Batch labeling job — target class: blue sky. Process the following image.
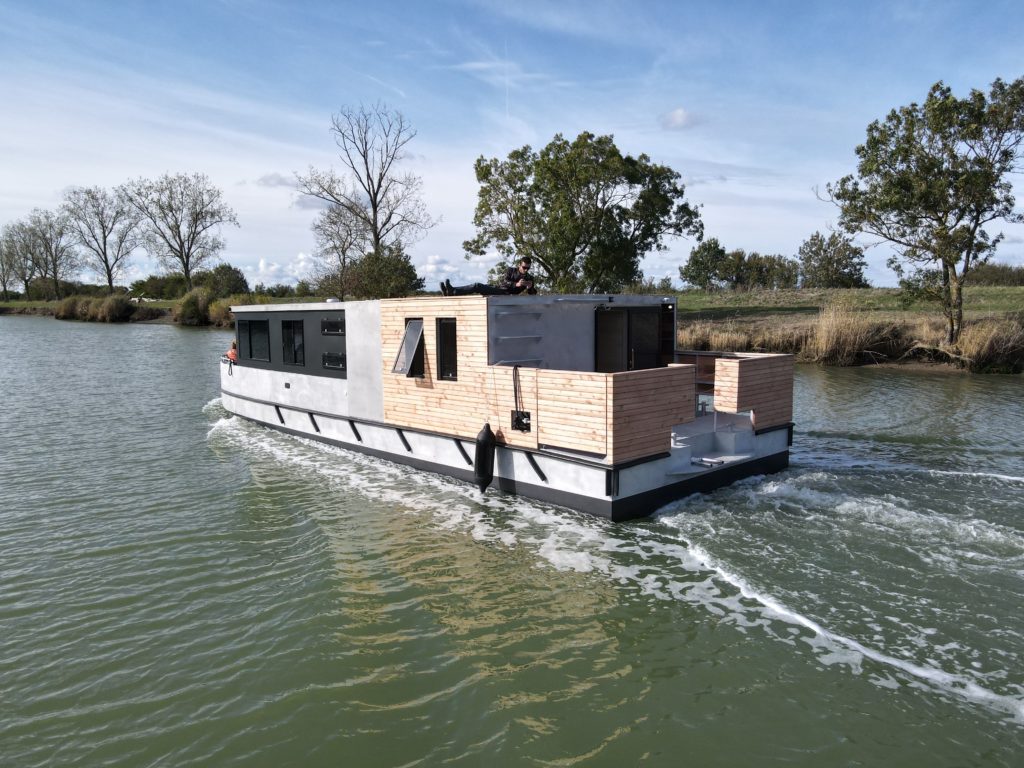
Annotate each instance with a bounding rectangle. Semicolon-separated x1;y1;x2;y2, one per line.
1;0;1022;289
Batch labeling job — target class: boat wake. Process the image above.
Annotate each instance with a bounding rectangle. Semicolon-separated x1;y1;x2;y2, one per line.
207;414;1024;725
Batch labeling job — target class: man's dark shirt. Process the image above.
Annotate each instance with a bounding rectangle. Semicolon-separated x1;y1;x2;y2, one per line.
502;266;533;294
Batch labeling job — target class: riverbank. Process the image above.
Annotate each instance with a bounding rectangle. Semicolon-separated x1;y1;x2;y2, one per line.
4;288;1022;373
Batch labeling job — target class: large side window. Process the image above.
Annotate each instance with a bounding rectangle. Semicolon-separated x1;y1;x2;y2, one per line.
282;320;305;366
237;319;270;361
436;318;457;380
392;318;425;377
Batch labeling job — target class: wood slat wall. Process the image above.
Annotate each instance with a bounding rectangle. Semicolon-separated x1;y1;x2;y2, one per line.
608;365;695;463
713;354;794;430
380;297;539;450
380;298;705;464
537;371;607;455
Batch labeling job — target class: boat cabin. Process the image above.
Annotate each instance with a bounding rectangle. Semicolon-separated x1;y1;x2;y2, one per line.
222;294;794;520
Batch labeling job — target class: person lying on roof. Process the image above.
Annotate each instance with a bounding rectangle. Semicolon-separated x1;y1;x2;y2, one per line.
441;256;538;296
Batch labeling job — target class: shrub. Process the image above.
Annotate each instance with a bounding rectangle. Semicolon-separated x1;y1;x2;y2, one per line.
174;288;212;326
76;297;103;321
55;296;80;320
130;305;165;322
98;295;134;322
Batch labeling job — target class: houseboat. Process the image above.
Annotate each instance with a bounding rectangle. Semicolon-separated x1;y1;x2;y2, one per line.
219;294;794;521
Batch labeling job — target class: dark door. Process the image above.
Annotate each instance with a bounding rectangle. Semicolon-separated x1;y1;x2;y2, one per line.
628;309;661;370
595;309;627;372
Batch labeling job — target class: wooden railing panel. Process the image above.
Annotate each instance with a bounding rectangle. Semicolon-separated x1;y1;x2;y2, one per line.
713;354;793;430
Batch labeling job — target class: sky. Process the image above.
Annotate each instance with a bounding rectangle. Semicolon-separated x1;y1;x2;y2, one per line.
1;0;1023;290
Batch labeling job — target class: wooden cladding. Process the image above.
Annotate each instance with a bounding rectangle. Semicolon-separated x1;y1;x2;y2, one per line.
380;297;741;465
609;365;696;463
381;297;539;451
713;354;794;430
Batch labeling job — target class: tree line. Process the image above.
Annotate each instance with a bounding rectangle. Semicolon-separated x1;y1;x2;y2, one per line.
0;174;237;301
4;76;1022;346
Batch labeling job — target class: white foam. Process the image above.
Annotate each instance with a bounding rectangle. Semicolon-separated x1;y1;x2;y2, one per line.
210;420;1024;724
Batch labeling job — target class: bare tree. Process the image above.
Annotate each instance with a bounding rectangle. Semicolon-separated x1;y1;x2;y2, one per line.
310;203;370;300
0;227;14;300
1;221;38;297
296;103;435;258
122;173;238;289
26;209;79;299
62;186;140;293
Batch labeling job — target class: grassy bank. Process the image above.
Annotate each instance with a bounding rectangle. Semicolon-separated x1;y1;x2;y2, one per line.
4;287;1022;372
676;293;1024;373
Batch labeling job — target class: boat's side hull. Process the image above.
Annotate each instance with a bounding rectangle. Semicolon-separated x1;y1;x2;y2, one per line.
220;384;790;522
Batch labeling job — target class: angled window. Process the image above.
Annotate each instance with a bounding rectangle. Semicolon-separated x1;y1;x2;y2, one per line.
237;318;270;361
282;320;305;366
321;316;345;335
436;317;457;381
392;318;425;377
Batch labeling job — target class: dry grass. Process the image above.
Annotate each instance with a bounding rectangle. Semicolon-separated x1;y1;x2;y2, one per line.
810;302;902;365
677;302;1024;372
956;316;1024;373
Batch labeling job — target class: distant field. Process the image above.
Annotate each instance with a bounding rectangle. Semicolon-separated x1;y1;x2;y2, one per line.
675;286;1024;320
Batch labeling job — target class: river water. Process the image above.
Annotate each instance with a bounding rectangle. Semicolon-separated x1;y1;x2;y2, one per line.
1;315;1022;767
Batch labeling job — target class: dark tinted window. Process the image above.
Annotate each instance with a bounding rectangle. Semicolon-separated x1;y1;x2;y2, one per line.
282;320;305;366
321;316;345;335
437;318;457;380
237;319;270;361
322;352;346;370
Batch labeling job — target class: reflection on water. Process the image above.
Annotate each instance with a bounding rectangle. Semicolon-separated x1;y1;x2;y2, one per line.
2;316;1023;767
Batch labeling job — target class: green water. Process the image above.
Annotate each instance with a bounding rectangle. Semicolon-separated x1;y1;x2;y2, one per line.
1;315;1022;766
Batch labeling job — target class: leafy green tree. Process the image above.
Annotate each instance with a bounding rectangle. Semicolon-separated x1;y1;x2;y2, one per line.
744;253;799;289
194;263;250;298
465;131;702;293
969;261;1024;286
827;77;1024;343
680;238;726;290
348;245;424;299
130;273;188;299
797;232;870;288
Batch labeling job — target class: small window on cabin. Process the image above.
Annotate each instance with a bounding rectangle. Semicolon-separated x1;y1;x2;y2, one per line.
282;320;305;366
237;320;251;359
322;352;346;370
321;316;345;335
392;318;425;377
238;319;270;361
436;318;457;380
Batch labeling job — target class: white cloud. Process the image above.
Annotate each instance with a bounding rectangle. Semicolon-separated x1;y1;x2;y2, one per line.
660;107;696;131
245;253;316;288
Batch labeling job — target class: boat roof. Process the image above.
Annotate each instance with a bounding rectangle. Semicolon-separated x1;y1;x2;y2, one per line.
230;294;676;313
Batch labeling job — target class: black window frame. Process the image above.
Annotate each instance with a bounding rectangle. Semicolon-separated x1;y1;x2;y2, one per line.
282;319;305;367
392;318;425;377
237;318;270;362
436;317;457;381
